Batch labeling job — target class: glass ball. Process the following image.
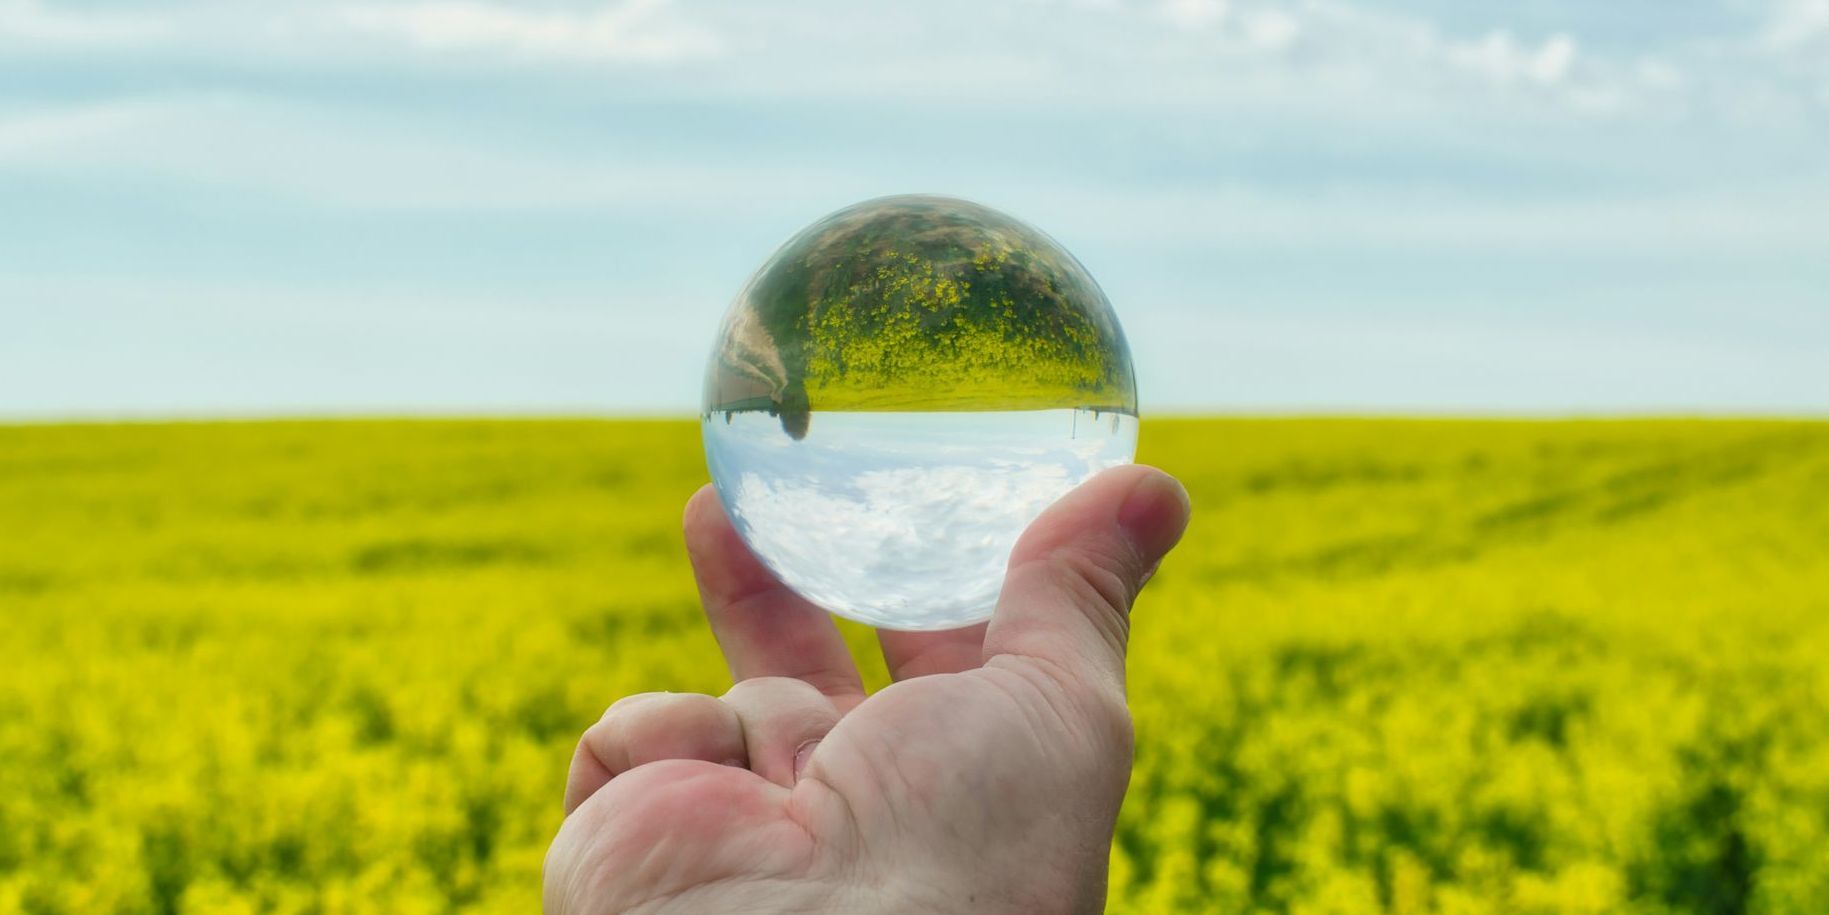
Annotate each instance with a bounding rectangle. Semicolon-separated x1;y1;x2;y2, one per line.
701;195;1138;631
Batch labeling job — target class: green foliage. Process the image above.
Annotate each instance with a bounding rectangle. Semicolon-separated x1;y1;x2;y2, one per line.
2;418;1827;913
797;241;1118;410
716;195;1136;415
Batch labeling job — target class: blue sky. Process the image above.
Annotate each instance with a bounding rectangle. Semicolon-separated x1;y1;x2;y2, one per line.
3;0;1826;417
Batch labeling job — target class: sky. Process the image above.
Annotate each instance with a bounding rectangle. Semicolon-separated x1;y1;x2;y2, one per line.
3;0;1826;418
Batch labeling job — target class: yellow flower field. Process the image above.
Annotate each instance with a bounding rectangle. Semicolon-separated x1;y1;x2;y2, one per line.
2;418;1826;913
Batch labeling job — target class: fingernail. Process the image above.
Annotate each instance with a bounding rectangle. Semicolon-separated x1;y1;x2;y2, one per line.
1119;473;1191;559
793;739;820;780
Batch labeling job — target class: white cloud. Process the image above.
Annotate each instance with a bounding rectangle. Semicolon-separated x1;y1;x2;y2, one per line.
1766;0;1829;48
1755;0;1829;109
1634;58;1685;91
3;0;1825;210
1154;0;1301;53
0;93;835;211
0;0;165;45
1126;2;1650;116
1159;0;1228;30
0;0;1809;120
0;99;191;156
1446;30;1577;87
1242;9;1299;51
334;0;718;63
706;411;1136;629
3;0;719;64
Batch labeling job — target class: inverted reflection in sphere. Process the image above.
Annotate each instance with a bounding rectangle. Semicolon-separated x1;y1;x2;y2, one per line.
702;195;1138;630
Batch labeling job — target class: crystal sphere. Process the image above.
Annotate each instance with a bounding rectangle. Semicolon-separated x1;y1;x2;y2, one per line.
701;195;1138;630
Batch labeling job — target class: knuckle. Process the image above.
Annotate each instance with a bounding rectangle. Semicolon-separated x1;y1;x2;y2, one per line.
1053;545;1140;615
592;692;725;745
599;691;668;720
723;677;839;734
724;674;821;703
1044;552;1135;652
660;693;735;732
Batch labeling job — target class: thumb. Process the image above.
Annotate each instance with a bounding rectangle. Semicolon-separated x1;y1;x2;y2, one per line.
983;464;1191;694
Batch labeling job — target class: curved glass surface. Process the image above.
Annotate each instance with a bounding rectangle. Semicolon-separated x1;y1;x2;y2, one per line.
702;195;1138;630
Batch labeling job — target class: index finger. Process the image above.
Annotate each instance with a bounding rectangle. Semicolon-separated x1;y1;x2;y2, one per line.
684;485;866;710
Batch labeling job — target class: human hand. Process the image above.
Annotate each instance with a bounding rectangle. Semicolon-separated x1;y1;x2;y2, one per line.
544;464;1192;914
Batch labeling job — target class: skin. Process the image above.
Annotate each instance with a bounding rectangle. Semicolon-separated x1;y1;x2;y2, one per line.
544;465;1192;914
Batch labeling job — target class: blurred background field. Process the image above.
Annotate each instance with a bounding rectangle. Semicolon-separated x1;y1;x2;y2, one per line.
2;417;1827;914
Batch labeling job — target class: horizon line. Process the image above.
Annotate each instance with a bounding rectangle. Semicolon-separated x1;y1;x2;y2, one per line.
4;407;1826;427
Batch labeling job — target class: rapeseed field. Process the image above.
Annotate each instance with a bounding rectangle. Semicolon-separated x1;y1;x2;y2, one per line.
2;418;1826;914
